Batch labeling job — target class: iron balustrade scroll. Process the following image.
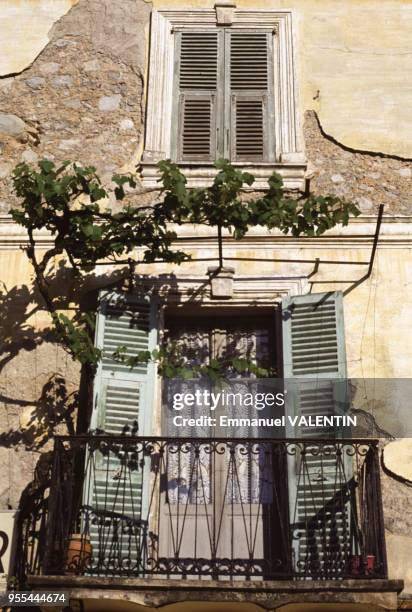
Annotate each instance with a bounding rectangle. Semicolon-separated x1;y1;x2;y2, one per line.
13;486;49;588
18;436;387;582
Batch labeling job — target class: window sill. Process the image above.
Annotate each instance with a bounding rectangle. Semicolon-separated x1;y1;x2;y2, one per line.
140;155;307;190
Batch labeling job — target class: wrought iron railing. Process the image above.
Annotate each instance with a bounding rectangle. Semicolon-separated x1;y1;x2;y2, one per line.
16;436;387;582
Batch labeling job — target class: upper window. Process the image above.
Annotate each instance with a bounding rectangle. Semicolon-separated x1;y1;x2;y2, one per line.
172;29;275;163
141;5;306;189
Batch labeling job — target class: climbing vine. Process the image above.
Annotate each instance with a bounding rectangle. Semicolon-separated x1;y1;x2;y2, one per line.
11;157;360;376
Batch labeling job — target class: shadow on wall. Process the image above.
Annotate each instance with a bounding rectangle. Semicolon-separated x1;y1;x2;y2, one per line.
0;373;77;448
0;260;186;450
0;259;131;451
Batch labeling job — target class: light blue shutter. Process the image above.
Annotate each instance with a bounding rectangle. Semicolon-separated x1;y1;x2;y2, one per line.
282;290;347;433
282;291;346;378
91;290;157;435
282;291;351;578
85;291;158;575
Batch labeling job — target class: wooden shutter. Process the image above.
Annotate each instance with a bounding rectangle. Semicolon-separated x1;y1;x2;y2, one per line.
282;292;347;438
91;291;157;434
173;30;221;162
228;30;274;162
282;291;346;380
282;292;351;578
172;28;275;163
85;291;157;574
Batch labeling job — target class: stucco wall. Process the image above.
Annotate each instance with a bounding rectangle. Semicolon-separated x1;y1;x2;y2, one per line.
153;0;412;159
1;226;412;570
1;230;412;589
0;0;78;76
0;0;151;214
1;0;412;158
0;0;411;596
1;0;411;214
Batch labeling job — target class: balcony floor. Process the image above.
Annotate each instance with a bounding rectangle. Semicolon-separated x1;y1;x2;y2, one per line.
28;576;404;612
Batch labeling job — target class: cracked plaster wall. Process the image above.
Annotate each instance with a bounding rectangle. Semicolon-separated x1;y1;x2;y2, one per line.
0;0;151;213
0;1;78;76
155;0;412;159
0;0;152;510
0;0;411;213
304;111;411;215
1;0;412;593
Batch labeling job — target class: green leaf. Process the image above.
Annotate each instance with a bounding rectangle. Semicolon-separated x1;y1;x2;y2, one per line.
10;155;361;369
38;160;55;173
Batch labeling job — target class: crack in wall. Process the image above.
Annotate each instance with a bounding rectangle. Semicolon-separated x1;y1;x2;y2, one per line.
312;110;412;162
311;45;412;56
350;407;396;439
381;439;412;488
0;1;79;79
382;453;412;488
347;407;412;488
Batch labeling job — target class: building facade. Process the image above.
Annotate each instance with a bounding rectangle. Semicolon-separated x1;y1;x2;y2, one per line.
1;0;412;610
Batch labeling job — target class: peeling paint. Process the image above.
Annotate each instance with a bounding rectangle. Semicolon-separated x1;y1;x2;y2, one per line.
155;0;412;158
383;440;412;484
0;0;78;77
312;112;412;162
2;0;412;156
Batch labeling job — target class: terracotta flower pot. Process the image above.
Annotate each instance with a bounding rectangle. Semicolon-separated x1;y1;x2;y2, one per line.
65;534;92;574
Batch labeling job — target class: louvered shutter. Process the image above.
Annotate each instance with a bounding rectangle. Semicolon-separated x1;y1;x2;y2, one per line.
282;292;351;579
92;291;157;434
228;30;275;162
172;28;276;163
85;291;157;575
173;30;221;162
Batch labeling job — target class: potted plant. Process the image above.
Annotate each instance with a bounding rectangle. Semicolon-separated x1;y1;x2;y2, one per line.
65;533;92;575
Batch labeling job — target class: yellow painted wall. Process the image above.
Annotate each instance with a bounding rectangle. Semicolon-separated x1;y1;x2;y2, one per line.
1;0;411;154
2;229;412;377
1;226;411;589
159;0;412;158
0;0;78;76
1;0;412;596
2;222;411;424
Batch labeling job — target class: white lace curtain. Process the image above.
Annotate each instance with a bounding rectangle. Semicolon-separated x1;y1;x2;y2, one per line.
164;317;273;504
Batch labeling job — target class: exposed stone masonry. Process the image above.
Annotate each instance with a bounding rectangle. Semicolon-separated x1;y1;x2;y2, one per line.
0;1;411;215
0;0;151;213
304;110;412;215
0;5;411;593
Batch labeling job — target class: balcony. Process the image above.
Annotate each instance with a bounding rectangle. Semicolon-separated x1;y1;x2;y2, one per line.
15;435;389;586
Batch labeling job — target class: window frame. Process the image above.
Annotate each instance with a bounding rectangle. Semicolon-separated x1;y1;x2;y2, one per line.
141;7;306;189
